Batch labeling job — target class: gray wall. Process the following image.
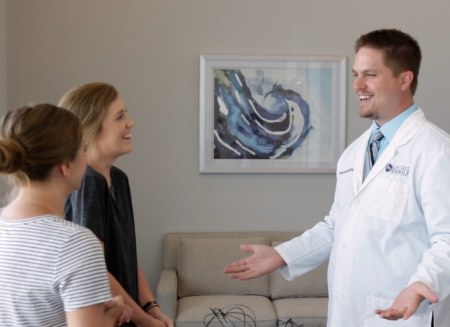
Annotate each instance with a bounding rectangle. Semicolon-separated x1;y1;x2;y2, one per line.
0;0;5;112
3;0;450;287
1;0;10;206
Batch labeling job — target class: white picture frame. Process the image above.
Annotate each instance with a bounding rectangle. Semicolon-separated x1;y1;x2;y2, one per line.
200;54;346;173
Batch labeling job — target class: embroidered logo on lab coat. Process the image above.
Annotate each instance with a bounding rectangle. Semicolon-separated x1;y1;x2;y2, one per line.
385;163;409;176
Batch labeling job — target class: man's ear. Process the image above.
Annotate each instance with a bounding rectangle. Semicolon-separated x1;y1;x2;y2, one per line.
400;71;414;91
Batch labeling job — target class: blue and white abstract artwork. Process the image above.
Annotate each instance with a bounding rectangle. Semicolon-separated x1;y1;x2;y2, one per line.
200;55;346;173
214;68;313;159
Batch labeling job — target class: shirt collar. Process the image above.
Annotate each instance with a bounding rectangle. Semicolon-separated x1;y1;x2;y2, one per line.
371;104;418;143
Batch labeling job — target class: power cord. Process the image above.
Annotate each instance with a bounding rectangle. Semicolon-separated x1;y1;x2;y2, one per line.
203;304;257;327
203;304;303;327
277;318;304;327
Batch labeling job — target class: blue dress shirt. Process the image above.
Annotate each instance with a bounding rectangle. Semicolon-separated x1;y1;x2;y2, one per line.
369;104;418;160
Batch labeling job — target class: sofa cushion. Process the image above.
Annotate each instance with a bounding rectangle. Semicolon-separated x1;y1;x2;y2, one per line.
176;295;276;327
273;297;328;327
270;241;328;300
178;237;270;297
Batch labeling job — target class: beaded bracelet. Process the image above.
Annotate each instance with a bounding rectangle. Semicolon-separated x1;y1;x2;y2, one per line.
142;300;160;313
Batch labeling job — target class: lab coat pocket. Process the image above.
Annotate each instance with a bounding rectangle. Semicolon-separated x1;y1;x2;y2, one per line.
366;178;408;224
364;295;394;326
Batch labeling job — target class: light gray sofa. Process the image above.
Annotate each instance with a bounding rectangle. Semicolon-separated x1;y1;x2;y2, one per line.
156;232;328;327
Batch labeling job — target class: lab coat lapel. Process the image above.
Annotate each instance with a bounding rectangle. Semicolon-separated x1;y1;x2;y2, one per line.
390;108;426;147
353;129;371;193
363;146;395;184
355;108;426;193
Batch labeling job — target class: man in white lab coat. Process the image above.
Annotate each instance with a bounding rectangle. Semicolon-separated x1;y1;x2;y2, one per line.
224;29;450;327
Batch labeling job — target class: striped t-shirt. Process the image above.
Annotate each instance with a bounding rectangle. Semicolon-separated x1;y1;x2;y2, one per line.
0;214;112;326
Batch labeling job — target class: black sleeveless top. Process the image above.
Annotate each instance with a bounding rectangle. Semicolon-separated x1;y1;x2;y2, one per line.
65;166;138;326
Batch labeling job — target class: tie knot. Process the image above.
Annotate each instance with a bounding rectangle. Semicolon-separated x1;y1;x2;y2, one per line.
372;130;383;142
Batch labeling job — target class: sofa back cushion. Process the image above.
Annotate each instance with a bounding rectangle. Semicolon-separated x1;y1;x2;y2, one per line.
177;237;270;298
270;241;328;300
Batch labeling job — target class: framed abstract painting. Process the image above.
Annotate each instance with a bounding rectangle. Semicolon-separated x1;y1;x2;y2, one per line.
199;55;346;173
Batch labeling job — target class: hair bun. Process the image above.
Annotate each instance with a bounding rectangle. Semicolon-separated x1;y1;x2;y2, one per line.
0;138;27;174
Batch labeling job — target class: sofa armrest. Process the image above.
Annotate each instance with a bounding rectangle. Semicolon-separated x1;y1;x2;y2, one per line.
156;268;178;321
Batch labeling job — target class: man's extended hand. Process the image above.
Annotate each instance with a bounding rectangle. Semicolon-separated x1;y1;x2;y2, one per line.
224;244;285;280
375;281;438;320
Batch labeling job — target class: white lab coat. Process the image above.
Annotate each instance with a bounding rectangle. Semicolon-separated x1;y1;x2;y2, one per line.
276;109;450;327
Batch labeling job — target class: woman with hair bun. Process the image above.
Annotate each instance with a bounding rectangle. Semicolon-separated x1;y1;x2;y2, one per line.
0;104;130;327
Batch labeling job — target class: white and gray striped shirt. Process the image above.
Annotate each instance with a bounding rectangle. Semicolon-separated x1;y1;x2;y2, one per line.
0;214;112;326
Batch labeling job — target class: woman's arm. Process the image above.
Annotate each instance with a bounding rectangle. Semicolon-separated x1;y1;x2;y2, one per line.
137;267;174;327
109;271;165;327
66;300;125;327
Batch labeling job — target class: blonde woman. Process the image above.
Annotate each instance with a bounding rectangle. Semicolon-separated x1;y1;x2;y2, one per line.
0;104;129;326
60;83;173;327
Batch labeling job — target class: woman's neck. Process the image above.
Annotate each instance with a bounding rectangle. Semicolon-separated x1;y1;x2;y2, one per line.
2;184;65;219
86;148;116;186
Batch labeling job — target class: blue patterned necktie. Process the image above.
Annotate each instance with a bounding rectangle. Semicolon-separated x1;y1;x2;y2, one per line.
364;129;384;178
